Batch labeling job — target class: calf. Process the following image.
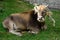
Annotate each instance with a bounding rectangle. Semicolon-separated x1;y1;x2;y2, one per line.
2;10;44;36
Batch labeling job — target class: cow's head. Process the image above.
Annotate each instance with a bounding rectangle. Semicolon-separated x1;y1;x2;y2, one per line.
34;4;48;22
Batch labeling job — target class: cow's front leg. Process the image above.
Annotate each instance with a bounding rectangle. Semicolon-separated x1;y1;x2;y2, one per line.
41;25;47;30
28;27;39;34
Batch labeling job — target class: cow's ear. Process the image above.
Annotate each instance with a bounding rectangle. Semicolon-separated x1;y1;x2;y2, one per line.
33;3;39;14
34;6;39;14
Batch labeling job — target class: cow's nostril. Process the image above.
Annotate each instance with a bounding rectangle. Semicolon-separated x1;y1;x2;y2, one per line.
39;18;42;20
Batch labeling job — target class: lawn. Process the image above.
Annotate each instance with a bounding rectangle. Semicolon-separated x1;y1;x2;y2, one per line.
0;0;60;40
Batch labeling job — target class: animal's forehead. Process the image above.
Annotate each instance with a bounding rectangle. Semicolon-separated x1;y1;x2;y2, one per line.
38;5;47;11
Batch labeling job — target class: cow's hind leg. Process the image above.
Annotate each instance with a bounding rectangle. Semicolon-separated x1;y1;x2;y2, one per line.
41;25;47;30
3;19;22;36
9;30;22;36
9;20;22;36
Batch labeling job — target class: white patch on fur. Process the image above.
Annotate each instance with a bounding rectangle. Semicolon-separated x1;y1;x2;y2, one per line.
37;15;42;20
37;12;45;22
31;31;38;34
34;5;43;22
34;6;39;13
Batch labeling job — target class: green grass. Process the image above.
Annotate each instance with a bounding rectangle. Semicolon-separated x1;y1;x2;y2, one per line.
0;1;60;40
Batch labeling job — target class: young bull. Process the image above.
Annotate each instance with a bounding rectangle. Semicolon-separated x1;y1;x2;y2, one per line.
2;10;43;36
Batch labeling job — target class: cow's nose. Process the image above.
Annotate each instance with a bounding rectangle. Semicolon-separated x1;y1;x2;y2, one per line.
39;18;42;20
39;17;43;20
